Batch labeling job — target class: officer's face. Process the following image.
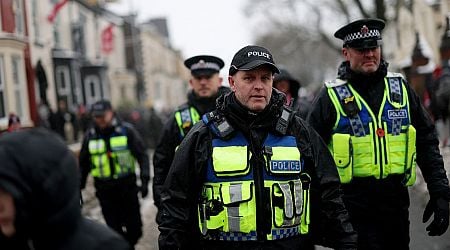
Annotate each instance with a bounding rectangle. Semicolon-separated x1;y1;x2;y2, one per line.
343;46;381;74
0;189;15;237
93;110;114;129
274;80;290;94
189;73;222;98
229;65;273;112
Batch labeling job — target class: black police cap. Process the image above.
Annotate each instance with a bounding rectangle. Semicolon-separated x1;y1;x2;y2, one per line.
334;18;385;49
91;99;112;116
229;45;280;75
184;55;224;77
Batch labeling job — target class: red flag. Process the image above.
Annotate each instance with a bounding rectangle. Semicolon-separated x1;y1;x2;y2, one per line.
47;0;69;23
101;24;114;54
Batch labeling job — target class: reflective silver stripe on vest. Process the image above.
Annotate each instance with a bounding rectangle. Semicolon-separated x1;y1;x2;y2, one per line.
335;85;366;137
228;183;242;232
293;180;303;215
389;78;402;136
279;183;294;220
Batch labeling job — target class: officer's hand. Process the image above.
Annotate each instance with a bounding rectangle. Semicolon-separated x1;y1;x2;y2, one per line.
140;183;149;198
422;197;449;236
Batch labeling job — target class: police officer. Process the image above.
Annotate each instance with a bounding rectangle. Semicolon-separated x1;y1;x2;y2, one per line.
79;100;150;249
158;45;357;250
273;68;311;119
153;55;229;223
308;18;450;249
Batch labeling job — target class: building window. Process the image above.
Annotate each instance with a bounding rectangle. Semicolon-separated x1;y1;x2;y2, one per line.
12;56;23;116
14;0;24;35
55;66;71;105
32;0;40;42
0;56;5;119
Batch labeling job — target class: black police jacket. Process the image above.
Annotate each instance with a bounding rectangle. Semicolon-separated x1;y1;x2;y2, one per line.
308;61;450;208
0;129;130;250
79;117;150;189
153;87;230;209
158;90;357;250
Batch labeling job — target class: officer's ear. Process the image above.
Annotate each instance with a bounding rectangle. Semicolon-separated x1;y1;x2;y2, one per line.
342;47;350;60
228;75;237;92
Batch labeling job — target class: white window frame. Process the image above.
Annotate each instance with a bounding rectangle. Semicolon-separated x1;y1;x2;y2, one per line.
55;65;72;105
0;56;6;119
11;56;24;117
84;75;101;106
13;0;25;36
31;0;41;43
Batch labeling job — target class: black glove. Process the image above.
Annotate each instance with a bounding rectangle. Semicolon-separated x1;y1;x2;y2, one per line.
422;197;449;236
140;182;149;198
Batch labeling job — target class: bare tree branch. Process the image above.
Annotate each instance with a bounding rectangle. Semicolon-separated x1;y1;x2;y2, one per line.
353;0;371;18
375;0;387;21
337;0;351;22
310;5;342;54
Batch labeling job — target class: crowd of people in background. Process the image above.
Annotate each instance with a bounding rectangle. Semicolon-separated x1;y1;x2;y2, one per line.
1;99;166;149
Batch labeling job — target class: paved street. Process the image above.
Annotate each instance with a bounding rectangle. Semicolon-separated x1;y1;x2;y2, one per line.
82;149;450;250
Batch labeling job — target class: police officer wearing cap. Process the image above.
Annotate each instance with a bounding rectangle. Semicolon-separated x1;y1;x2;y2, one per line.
158;45;357;250
79;99;150;249
308;18;450;249
153;55;230;224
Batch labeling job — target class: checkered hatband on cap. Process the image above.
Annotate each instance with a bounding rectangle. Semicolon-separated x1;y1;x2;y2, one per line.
344;29;381;43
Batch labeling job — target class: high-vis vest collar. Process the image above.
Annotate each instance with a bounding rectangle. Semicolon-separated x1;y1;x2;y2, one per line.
174;106;201;138
198;130;311;241
326;75;416;185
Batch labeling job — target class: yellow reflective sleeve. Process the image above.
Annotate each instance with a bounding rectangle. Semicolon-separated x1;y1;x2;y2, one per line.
404;126;417;186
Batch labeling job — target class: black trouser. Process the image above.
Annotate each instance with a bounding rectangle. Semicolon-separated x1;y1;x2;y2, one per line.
95;175;143;247
342;176;410;250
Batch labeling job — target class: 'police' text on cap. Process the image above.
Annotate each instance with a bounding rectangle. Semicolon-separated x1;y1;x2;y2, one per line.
184;55;224;77
229;45;280;75
334;18;385;49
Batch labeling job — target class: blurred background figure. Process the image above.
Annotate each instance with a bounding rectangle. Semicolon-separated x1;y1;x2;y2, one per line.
79;100;149;249
50;99;79;143
77;104;92;136
0;129;130;250
7;113;21;133
273;68;312;119
433;17;450;146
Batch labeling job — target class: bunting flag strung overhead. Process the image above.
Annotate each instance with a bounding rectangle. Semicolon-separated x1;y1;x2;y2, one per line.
47;0;69;23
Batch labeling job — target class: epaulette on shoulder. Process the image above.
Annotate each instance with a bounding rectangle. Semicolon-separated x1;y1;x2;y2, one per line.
175;103;190;112
386;72;406;80
325;79;347;88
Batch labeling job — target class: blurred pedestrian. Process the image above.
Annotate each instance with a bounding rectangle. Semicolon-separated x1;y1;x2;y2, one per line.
273;68;311;119
50;99;78;143
0;128;130;250
79;100;150;249
7;113;21;132
153;55;229;224
308;18;450;249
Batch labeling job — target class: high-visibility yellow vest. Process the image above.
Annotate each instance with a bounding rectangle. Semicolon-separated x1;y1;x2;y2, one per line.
198;131;311;241
326;73;416;185
174;106;201;138
88;129;136;179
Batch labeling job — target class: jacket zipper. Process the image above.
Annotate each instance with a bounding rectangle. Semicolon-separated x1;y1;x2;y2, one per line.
249;130;267;241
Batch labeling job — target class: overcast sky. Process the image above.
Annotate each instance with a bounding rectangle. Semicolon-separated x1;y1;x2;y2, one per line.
106;0;253;71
